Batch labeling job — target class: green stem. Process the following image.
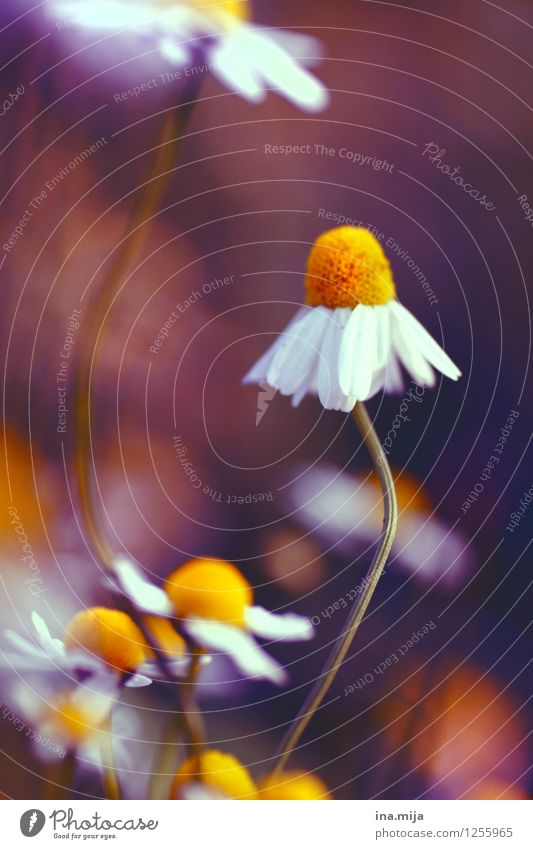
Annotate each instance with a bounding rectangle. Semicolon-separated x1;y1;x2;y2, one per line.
272;401;398;774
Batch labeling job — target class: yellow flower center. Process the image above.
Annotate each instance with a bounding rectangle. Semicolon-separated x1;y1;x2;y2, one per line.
188;0;249;23
45;697;100;745
171;750;257;799
258;770;331;800
165;559;253;627
305;226;396;309
64;607;148;674
144;616;186;659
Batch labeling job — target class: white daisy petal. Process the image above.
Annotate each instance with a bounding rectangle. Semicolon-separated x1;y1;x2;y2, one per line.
392;311;436;387
183;618;287;685
391;301;462;380
339;305;377;399
242;30;329;112
4;630;46;659
243;308;308;385
317;309;350;410
113;557;173;616
124;673;153;688
159;38;190;66
210;38;265;104
31;612;66;658
267;308;317;387
245;606;314;641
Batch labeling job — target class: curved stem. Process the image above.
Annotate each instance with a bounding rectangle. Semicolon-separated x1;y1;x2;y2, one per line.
272;401;398;774
74;82;202;571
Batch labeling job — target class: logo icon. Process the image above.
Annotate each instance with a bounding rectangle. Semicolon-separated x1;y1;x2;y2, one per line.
256;381;277;425
20;810;46;837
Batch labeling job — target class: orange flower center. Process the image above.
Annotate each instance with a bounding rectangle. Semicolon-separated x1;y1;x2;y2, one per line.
165;558;253;627
64;607;148;673
305;226;396;309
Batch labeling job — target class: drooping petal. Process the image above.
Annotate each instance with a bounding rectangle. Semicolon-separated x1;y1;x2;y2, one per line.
391;310;436;387
267;308;318;388
210;37;266;104
317;309;350;410
273;308;329;396
339;305;377;399
124;673;153;688
243;308;308;385
183;618;287;685
31;612;66;658
3;630;46;659
390;301;462;380
240;29;329;112
245;606;314;641
112;557;173;616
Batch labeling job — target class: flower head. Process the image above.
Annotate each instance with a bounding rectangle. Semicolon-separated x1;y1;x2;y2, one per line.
64;607;149;674
244;226;461;412
48;0;328;111
113;556;314;685
258;769;331;800
171;749;257;799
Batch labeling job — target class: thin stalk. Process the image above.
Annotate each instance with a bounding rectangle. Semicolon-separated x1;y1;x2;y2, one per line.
100;720;121;800
74;81;201;571
272;401;398;774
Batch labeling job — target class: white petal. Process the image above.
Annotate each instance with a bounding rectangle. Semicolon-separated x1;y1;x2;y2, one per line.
124;673;153;688
112;557;173;616
390;301;461;380
3;630;45;659
339;305;377;399
31;612;65;659
183;619;287;685
159;38;190;66
243;308;308;385
267;308;317;387
317;309;350;410
272;308;328;395
391;310;436;387
210;37;265;103
241;29;329;112
245;606;314;641
374;304;392;372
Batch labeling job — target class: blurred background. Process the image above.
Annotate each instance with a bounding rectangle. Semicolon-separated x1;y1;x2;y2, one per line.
0;0;531;799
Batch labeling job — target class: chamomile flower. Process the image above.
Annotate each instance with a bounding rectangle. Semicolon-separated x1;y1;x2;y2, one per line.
2;607;187;689
258;769;331;800
8;674;117;762
171;749;257;799
48;0;328;111
244;226;461;412
113;556;314;685
288;463;473;590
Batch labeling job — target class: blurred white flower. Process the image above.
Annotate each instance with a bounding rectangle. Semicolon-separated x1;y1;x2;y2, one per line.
244;227;460;412
49;0;329;110
113;556;314;685
288;463;474;590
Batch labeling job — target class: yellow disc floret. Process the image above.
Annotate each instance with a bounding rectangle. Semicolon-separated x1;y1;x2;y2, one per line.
190;0;249;23
44;696;99;745
171;750;257;799
144;616;186;659
305;226;396;309
64;607;148;673
258;770;331;800
165;558;253;627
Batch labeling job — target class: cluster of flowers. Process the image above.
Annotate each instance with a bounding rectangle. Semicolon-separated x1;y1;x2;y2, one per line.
2;557;330;798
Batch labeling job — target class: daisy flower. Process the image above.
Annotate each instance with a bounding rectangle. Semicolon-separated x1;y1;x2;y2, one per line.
48;0;329;111
8;674;117;762
288;463;473;590
113;555;314;685
2;607;188;689
243;226;461;412
170;749;257;799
